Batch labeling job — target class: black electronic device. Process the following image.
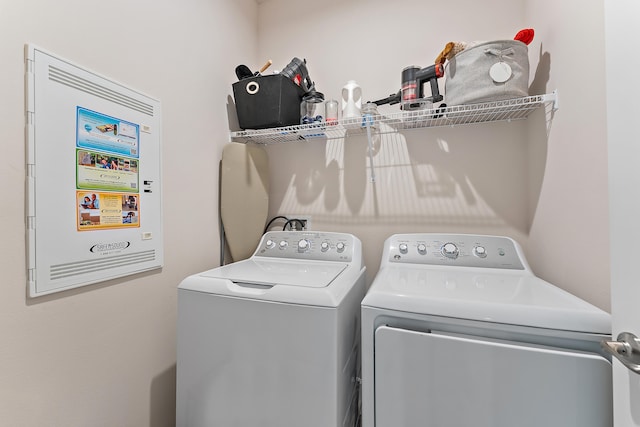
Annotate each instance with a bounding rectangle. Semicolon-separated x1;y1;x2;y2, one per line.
374;63;444;110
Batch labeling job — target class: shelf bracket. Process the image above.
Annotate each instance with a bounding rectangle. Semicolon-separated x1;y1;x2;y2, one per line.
542;90;559;112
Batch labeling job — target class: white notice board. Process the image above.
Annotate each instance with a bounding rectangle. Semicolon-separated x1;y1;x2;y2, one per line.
25;45;163;297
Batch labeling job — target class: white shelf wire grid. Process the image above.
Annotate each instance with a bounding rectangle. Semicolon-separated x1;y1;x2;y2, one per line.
229;92;558;144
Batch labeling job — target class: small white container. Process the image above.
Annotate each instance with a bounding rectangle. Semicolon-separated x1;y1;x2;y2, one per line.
325;99;339;124
341;80;362;120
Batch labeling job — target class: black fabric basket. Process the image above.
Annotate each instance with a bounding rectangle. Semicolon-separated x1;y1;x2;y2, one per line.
233;74;305;130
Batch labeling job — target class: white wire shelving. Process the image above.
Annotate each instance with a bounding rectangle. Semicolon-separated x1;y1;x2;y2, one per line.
228;92;558;144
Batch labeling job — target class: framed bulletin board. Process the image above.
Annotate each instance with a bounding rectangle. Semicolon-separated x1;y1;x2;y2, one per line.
25;45;163;297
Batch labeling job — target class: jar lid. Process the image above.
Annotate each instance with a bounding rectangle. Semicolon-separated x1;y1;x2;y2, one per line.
302;91;325;102
362;102;378;114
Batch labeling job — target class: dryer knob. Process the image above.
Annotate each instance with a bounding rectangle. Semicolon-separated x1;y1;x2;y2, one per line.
265;239;276;249
441;243;459;259
279;240;288;250
320;241;330;252
399;243;409;254
417;244;427;255
336;242;346;253
298;239;310;252
473;245;487;258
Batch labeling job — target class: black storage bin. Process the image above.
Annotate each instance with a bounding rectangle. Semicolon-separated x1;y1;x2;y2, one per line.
232;74;305;130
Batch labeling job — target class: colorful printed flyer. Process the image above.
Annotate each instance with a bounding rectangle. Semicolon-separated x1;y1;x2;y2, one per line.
77;191;140;231
76;107;140;157
76;149;139;192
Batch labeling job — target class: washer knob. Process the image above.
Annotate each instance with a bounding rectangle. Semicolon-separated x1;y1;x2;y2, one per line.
417;244;427;255
298;239;310;252
336;242;346;253
265;239;275;249
441;243;459;259
399;243;408;254
279;240;288;250
320;241;330;252
473;245;487;258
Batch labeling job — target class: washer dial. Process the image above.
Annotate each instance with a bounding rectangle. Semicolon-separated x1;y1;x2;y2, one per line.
441;242;459;259
297;239;310;252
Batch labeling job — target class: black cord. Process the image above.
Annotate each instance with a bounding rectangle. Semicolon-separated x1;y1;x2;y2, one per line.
283;218;306;231
263;215;289;234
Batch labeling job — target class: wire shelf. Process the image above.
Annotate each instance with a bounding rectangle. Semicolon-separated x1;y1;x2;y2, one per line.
229;92;558;144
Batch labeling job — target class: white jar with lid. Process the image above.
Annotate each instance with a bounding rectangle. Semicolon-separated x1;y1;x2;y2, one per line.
341;80;362;120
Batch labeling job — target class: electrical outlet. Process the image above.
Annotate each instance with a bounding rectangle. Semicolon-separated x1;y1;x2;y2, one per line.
287;215;311;231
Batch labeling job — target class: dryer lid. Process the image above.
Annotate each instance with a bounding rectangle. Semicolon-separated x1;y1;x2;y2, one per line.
200;258;348;288
362;265;611;334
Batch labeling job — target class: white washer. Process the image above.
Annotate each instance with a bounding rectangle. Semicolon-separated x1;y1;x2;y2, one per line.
361;233;612;427
177;231;366;427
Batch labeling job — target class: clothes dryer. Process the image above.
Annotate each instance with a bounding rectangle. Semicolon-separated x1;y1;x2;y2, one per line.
177;231;366;427
361;233;612;427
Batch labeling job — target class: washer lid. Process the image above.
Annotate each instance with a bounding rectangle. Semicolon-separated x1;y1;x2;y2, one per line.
362;266;611;334
200;258;348;288
179;257;360;307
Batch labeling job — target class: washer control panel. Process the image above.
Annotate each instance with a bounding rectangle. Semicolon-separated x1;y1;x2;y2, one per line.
255;231;355;262
386;234;525;270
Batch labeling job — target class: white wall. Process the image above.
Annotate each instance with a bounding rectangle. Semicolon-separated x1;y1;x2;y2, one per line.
257;0;611;310
0;1;257;425
524;0;610;309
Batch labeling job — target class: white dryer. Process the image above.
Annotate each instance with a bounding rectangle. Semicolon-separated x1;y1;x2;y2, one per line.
361;233;612;427
177;231;366;427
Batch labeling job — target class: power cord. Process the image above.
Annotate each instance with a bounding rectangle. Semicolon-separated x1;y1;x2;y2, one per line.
263;215;289;234
263;215;308;233
283;218;306;231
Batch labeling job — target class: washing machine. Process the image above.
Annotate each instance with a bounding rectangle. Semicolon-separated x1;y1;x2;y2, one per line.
177;231;366;427
361;233;612;427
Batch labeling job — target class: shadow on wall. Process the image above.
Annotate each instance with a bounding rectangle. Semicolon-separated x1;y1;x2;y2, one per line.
243;51;553;234
150;364;176;427
227;95;240;132
266;108;550;235
529;45;551;99
404;125;531;232
526;46;552;227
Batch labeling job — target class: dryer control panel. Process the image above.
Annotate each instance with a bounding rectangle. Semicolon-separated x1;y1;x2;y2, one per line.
385;234;526;270
254;231;359;263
